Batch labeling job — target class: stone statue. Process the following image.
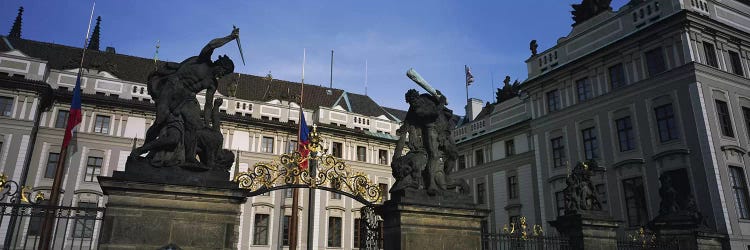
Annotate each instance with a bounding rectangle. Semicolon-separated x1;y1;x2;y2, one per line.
391;69;467;196
530;40;538;56
563;160;605;214
571;0;612;26
495;76;521;103
132;28;238;171
653;173;704;225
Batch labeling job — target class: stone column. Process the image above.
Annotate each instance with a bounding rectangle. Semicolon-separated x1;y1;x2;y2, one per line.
549;211;620;250
377;190;489;250
97;157;247;250
649;216;727;250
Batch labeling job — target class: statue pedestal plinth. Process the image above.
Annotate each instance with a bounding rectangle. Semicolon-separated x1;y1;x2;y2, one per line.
377;190;489;250
648;214;726;250
97;158;246;250
549;211;620;250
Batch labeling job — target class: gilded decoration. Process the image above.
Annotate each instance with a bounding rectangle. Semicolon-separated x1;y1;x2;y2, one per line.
233;125;382;204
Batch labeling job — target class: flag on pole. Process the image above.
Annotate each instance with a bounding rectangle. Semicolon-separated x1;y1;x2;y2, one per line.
62;72;83;153
298;112;311;169
465;65;475;86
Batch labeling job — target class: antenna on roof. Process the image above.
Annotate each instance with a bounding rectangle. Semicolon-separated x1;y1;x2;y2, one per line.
327;49;334;95
365;59;368;96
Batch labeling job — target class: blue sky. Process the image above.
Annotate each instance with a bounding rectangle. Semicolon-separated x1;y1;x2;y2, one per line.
1;0;628;114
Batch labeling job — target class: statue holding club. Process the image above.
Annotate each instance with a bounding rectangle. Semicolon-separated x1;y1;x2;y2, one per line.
390;68;467;196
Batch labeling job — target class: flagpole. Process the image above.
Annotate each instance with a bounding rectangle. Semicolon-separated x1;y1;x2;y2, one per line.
290;48;306;250
465;65;469;109
39;2;96;249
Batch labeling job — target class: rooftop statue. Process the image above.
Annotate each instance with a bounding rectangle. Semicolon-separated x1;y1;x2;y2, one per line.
571;0;612;26
390;69;468;197
131;28;238;172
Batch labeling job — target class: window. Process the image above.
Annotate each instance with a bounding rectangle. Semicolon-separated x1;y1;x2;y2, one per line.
354;218;362;248
282;215;291;246
581;127;598;160
730;166;750;219
458;155;466;170
645;47;666;76
703;42;719;68
28;200;49;236
729;51;744;76
616;116;636;151
327;217;342;247
331;179;341;199
623;177;649;227
54;110;69;128
44;153;60;178
596;184;608;211
84;157;102;182
0;96;13;117
505;139;515;156
609;63;626;89
332;142;343;158
716;100;735;137
576;77;592;102
73;202;97;238
379;149;388;165
551;137;566;168
475;149;484;165
379;183;389;202
547;89;561;112
357;146;367;162
285;188;293;198
555;191;565;216
477;183;486;204
261;136;274;153
508;176;518;200
253;214;269;245
655;104;679;142
93;115;110;134
287;140;297;153
744;107;750;141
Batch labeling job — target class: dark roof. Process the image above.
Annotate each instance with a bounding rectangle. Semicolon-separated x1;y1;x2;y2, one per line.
382;107;407;121
1;36;396;120
473;102;494;121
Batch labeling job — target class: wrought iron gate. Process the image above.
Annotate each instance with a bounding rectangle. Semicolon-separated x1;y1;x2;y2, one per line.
233;124;384;250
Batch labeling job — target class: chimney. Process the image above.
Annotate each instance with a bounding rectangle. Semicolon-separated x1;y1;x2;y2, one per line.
105;47;116;54
465;98;484;121
87;16;101;50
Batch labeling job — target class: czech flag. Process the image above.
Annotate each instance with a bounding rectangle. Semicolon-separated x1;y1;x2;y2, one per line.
62;72;83;152
298;112;311;170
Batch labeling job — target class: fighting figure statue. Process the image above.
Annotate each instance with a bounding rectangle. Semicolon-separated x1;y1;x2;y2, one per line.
132;28;238;171
563;160;605;214
390;68;467;196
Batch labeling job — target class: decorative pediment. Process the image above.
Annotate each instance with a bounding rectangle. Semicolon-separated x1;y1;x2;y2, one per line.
332;105;346;111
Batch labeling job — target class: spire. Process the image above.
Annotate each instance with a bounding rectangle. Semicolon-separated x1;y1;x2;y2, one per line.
8;7;23;39
87;16;102;50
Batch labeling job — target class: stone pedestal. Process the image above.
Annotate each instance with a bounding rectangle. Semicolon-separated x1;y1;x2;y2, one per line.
97;158;246;250
649;214;727;250
549;211;620;250
377;189;489;250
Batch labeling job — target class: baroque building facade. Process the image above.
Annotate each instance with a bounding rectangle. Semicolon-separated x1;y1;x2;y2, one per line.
0;34;402;249
452;0;750;248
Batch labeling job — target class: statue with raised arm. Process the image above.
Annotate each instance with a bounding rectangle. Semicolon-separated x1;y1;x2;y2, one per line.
135;27;238;171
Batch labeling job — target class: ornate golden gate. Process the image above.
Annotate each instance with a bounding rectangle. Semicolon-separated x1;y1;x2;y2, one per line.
233;125;383;250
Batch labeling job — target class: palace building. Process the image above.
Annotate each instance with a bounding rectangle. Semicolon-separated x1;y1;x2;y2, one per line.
0;13;404;248
452;0;750;248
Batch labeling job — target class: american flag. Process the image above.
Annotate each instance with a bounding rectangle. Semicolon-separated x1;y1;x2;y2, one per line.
465;65;475;86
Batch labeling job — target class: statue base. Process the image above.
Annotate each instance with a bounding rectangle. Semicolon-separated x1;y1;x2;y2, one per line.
115;156;233;188
648;213;727;250
97;173;246;249
376;193;489;250
549;211;620;250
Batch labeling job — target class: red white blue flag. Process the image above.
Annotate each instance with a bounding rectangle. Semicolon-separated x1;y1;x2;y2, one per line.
465;65;475;86
62;72;83;152
298;111;311;169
